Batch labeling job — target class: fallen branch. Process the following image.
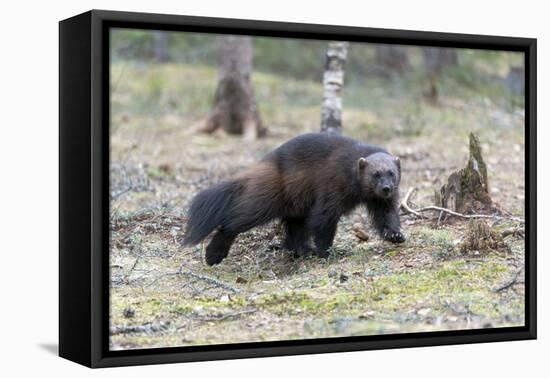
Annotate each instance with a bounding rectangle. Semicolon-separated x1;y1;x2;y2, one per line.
183;308;257;322
178;266;240;293
501;227;525;239
143;267;240;294
410;205;523;222
110;186;133;202
110;321;170;335
400;187;525;223
492;268;524;293
123;256;141;284
399;187;425;218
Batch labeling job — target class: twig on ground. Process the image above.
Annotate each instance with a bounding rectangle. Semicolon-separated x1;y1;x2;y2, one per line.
501;227;525;239
178;266;240;293
140;265;239;295
410;205;523;222
492;268;525;293
110;321;170;335
183;308;257;322
123;256;141;284
144;272;179;288
110;187;133;202
400;187;525;223
436;209;445;227
399;187;425;218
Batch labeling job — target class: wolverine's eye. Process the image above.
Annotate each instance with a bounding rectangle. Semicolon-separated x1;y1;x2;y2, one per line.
374;171;381;179
388;170;394;177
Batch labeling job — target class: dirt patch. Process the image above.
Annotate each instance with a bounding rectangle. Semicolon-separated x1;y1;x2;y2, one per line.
109;63;525;351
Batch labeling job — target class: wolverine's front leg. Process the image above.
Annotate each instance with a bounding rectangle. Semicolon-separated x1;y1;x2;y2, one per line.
367;200;405;244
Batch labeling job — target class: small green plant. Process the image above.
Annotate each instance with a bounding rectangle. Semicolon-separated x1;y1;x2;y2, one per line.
414;228;457;260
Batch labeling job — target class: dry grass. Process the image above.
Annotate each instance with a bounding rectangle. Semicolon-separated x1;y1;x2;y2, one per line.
109;63;525;351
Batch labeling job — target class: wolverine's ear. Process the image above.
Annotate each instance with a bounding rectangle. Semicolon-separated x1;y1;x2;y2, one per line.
357;157;367;171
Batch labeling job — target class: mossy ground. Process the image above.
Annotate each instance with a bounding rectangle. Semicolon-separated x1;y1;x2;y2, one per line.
109;62;525;351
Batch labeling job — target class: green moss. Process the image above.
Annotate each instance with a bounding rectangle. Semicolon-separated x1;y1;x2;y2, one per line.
109;59;525;349
412;227;457;260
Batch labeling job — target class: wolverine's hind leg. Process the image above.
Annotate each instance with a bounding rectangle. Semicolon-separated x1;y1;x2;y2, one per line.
306;205;340;258
310;219;338;258
205;208;272;265
282;217;312;256
205;229;236;265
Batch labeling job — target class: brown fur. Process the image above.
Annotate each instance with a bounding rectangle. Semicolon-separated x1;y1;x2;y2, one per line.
184;133;405;265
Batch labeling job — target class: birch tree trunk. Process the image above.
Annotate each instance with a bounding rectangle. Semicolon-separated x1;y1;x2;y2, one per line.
203;35;265;139
321;41;349;134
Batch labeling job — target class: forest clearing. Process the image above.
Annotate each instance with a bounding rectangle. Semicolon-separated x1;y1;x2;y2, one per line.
108;36;525;350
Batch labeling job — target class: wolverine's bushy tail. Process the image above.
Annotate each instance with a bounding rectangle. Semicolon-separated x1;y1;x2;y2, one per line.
183;180;242;245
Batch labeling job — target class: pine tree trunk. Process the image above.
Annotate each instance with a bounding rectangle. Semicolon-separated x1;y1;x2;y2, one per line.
423;47;458;75
321;42;349;134
203;35;265;139
153;31;169;62
375;45;409;74
422;47;458;104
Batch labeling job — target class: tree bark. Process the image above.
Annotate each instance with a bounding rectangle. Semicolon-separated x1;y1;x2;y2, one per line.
203;35;265;139
504;65;525;96
422;47;458;76
321;42;349;134
152;31;169;63
435;133;493;214
375;45;409;74
422;47;458;104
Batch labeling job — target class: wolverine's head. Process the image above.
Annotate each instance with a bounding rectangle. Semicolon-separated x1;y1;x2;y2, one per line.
357;152;401;200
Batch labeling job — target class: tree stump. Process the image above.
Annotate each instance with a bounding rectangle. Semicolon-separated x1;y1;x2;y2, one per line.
435;133;493;214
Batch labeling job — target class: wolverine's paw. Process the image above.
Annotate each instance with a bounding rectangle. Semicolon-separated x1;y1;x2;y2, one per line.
267;241;282;251
299;245;315;257
314;248;330;259
383;229;406;244
290;246;315;258
285;243;315;258
205;251;226;266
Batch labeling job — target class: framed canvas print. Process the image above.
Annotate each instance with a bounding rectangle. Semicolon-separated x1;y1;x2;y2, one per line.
59;10;536;368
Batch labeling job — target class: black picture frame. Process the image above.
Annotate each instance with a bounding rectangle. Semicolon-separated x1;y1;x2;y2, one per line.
59;9;537;368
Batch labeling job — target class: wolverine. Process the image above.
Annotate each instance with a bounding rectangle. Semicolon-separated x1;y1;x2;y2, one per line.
183;133;405;265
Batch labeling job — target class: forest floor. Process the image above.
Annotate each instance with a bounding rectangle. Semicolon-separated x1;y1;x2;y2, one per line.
109;63;526;350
